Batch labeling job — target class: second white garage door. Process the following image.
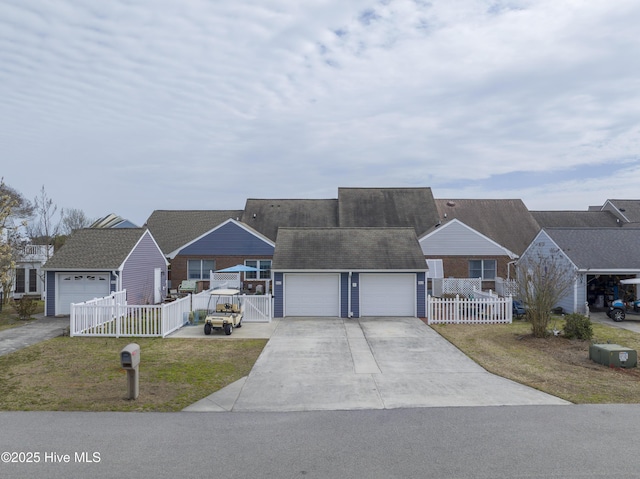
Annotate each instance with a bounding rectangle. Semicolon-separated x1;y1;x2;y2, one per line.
284;273;340;317
360;273;416;316
56;273;111;315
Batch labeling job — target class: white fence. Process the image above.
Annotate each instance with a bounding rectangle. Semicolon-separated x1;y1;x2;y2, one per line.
427;294;512;324
495;277;518;298
209;272;241;290
71;289;272;338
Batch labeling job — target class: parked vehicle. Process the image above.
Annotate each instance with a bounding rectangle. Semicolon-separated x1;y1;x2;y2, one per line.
607;299;640;322
203;289;243;335
512;299;527;319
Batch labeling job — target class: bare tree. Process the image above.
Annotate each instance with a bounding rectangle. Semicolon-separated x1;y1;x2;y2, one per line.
26;185;62;260
0;179;32;304
515;248;576;338
61;208;93;235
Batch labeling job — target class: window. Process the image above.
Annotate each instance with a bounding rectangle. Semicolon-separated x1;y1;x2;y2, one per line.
187;260;215;280
469;260;496;280
15;268;25;293
29;269;38;292
245;260;271;280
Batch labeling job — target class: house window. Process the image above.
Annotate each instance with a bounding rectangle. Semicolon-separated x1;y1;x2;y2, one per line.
245;260;271;280
187;260;215;280
15;268;25;293
29;269;38;292
469;260;496;280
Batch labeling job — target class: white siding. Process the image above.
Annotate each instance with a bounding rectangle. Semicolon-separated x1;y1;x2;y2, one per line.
420;221;508;256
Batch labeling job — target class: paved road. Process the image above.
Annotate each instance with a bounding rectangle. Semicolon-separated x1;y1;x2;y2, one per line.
2;405;640;479
0;315;69;357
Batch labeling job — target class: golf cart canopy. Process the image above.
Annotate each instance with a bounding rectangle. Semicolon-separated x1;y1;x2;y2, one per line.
209;288;241;296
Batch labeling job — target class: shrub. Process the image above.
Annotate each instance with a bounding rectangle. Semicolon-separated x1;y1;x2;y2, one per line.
11;297;38;320
563;313;593;340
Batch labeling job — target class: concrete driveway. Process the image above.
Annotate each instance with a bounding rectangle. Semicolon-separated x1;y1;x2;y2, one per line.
184;317;569;412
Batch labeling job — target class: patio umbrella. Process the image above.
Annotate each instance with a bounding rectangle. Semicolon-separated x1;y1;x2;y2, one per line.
215;264;259;273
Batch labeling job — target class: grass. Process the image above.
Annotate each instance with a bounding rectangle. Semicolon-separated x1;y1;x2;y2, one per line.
432;316;640;404
0;336;266;411
0;300;44;332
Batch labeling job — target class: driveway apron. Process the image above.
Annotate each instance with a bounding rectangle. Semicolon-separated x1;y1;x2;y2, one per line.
184;317;569;412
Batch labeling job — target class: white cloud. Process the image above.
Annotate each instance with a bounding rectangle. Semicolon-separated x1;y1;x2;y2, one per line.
0;0;639;224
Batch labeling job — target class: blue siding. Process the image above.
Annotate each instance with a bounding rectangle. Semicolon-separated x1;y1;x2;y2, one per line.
417;271;426;317
274;272;284;317
45;271;56;316
122;231;168;305
180;222;274;256
351;272;360;318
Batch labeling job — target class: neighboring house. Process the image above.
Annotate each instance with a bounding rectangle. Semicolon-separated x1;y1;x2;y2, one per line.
13;244;53;300
43;228;168;316
420;199;540;288
591;199;640;226
145;210;274;291
531;210;621;228
272;227;428;318
90;213;139;228
519;228;640;314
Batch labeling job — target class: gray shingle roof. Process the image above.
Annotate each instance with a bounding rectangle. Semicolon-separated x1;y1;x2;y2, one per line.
602;200;640;224
144;210;243;254
433;199;540;256
338;187;439;237
43;228;148;270
272;228;427;270
242;199;338;241
531;210;621;228
544;228;640;270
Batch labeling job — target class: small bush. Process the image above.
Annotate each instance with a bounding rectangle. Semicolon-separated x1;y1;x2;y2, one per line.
11;297;38;320
563;313;593;340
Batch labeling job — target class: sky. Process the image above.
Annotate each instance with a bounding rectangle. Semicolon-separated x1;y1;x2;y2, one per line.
1;0;640;227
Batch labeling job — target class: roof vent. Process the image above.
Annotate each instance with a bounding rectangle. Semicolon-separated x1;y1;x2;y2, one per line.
446;201;456;207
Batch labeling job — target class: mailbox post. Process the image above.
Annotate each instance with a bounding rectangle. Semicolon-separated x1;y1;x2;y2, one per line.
120;343;140;399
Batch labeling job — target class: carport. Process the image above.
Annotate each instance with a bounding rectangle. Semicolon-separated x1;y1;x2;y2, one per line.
272;227;427;318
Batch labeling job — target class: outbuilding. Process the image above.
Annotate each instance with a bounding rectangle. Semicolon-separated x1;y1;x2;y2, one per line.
43;228;168;316
272;227;428;318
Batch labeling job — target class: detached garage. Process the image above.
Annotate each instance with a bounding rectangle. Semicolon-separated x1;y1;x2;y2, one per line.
43;228;168;316
272;227;427;318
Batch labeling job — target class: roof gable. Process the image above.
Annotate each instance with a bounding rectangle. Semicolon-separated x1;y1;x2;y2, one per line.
601;200;640;224
173;219;274;258
145;209;243;254
420;219;517;258
242;198;338;241
43;228;149;270
338;187;439;237
273;227;427;271
431;199;539;256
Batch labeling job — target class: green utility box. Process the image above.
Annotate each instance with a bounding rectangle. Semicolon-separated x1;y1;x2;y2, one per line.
589;344;637;369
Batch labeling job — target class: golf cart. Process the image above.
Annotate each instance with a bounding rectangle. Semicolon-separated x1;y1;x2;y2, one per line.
203;289;243;335
606;278;640;322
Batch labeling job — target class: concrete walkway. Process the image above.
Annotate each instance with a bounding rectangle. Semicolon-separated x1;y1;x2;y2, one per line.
184;317;570;412
0;314;69;357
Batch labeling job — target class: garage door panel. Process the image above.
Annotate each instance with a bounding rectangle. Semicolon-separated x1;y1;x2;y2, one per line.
57;273;110;315
360;274;415;317
285;274;340;317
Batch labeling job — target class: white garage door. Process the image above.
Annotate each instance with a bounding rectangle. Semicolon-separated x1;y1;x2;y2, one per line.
360;273;416;317
57;273;110;315
285;274;340;317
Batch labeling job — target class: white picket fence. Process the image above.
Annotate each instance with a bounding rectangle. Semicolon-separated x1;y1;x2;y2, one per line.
427;294;512;324
70;289;272;338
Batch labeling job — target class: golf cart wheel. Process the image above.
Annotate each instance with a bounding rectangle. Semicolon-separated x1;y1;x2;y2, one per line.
204;323;212;335
224;323;233;335
612;309;625;322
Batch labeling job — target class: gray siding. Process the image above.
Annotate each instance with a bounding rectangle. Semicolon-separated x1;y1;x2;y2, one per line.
122;231;168;305
421;221;508;256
